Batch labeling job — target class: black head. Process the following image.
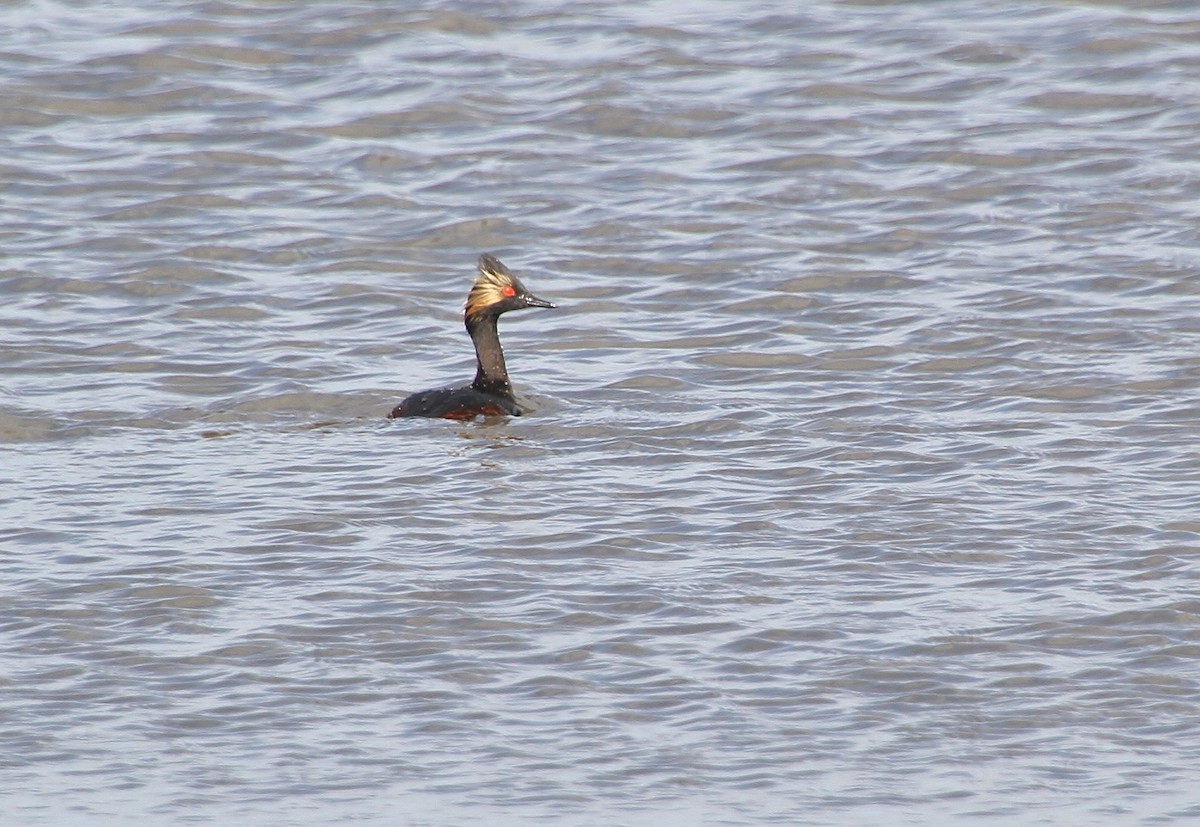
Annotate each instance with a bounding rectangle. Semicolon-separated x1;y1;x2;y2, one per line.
464;253;556;321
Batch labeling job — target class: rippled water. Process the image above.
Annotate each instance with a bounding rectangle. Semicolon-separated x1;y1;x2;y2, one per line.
4;1;1200;825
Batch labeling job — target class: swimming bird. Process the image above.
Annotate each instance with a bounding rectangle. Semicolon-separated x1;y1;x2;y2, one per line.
388;254;556;420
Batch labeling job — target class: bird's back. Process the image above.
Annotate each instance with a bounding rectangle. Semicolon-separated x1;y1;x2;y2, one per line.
388;386;522;420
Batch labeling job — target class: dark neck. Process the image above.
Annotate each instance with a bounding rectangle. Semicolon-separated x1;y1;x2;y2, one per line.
466;313;513;399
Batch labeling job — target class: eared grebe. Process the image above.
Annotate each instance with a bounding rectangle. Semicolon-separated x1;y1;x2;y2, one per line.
388;254;556;420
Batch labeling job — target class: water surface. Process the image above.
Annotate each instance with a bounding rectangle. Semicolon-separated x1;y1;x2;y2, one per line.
3;1;1200;825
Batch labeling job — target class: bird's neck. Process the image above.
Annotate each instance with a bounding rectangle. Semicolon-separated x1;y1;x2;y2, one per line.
466;314;513;398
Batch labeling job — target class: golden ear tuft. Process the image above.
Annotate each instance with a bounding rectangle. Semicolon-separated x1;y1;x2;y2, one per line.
465;254;516;319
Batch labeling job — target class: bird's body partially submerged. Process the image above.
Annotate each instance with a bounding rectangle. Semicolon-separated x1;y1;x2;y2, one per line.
388;254;555;420
389;386;520;420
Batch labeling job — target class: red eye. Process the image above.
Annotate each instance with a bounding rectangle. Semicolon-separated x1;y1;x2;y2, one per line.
502;285;516;297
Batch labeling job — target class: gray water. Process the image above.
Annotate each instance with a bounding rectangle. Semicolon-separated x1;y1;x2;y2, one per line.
4;1;1200;825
